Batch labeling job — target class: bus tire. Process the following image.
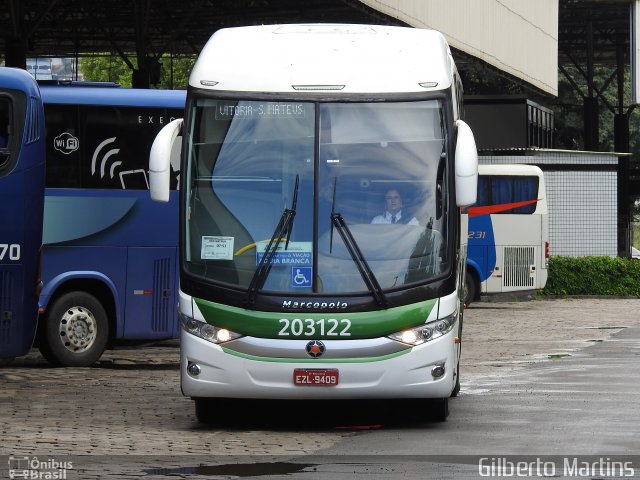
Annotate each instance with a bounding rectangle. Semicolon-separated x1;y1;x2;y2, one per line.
431;398;449;422
451;363;461;397
195;398;219;425
0;358;15;367
39;292;109;367
464;270;477;306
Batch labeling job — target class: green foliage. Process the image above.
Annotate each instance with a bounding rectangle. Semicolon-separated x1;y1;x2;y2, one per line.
554;64;640;153
542;256;640;297
458;63;526;96
79;54;195;89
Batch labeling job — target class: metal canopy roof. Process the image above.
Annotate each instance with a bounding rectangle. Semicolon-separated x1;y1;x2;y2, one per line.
0;0;401;59
559;0;631;67
1;1;634;90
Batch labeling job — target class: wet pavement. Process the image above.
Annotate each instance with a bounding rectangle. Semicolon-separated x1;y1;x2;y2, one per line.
1;298;639;479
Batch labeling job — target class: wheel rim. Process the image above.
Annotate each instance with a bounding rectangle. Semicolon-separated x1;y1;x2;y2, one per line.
58;306;98;353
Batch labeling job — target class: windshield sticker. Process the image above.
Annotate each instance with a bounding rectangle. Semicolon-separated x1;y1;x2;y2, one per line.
201;236;234;260
291;267;312;288
256;241;312;266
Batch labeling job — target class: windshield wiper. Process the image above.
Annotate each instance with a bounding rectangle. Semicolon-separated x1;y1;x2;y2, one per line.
331;213;387;308
246;175;299;305
329;178;387;308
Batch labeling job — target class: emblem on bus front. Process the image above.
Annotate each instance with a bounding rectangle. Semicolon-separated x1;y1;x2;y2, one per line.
305;340;325;358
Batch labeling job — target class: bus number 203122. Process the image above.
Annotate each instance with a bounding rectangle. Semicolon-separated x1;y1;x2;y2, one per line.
0;244;21;261
279;318;351;337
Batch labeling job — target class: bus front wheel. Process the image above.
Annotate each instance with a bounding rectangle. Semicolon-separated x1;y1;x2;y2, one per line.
39;292;109;367
195;398;221;425
451;362;461;397
430;398;449;422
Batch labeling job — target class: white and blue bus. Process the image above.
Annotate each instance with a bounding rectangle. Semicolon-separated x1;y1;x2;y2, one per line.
0;68;46;364
465;164;549;304
36;84;185;367
150;24;478;422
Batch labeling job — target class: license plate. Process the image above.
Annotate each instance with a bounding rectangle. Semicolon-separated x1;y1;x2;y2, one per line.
293;368;339;386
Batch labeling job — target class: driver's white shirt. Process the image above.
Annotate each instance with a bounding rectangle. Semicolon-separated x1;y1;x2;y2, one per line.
371;210;419;225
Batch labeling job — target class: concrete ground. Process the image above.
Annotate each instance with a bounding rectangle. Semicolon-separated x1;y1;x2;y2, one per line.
1;298;639;478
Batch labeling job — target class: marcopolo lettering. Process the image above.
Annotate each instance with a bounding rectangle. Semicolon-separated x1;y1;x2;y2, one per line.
282;300;348;310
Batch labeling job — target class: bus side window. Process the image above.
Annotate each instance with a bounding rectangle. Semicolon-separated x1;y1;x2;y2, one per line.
0;98;11;150
476;175;490;207
44;104;82;188
0;98;10;154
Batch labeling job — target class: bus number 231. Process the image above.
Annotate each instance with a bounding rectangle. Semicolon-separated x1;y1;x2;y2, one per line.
279;318;351;337
468;231;486;240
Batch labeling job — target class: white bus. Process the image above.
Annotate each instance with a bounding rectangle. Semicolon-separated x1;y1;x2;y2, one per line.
465;164;549;304
150;24;478;422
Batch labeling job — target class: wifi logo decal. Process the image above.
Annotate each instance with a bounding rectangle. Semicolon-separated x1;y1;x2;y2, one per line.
91;137;121;179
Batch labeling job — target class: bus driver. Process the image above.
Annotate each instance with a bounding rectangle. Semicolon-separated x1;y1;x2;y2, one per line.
371;188;419;225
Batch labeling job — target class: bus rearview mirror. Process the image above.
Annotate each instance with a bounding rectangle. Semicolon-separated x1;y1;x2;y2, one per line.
150;118;183;202
454;120;478;207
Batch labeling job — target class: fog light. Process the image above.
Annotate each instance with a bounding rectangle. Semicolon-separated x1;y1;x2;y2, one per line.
187;361;201;377
431;363;445;379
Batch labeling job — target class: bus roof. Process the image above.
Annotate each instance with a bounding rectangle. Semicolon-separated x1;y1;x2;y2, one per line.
39;85;186;108
0;67;41;97
190;24;455;94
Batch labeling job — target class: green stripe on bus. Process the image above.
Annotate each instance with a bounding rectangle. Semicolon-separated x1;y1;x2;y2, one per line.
194;297;438;339
220;347;411;363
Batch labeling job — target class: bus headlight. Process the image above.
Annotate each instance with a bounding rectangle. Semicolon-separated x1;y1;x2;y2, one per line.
180;313;242;344
388;312;457;346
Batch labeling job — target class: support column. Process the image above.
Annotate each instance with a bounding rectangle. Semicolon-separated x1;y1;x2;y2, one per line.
615;41;631;257
4;36;27;69
132;0;150;88
584;21;600;151
4;0;27;69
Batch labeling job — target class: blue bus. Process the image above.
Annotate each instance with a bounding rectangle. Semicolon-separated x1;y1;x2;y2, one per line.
0;68;46;364
36;85;185;366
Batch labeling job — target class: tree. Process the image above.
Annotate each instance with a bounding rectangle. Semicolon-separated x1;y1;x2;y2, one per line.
79;54;195;89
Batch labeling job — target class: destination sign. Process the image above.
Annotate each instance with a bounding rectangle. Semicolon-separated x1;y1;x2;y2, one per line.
215;102;307;120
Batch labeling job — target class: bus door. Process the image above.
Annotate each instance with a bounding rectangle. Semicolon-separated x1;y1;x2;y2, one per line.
123;246;178;338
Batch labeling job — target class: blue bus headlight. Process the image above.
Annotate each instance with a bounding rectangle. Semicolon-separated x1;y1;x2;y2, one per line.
179;313;242;344
388;312;457;346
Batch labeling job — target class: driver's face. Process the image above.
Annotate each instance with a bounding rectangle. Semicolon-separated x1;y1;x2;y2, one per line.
385;190;402;214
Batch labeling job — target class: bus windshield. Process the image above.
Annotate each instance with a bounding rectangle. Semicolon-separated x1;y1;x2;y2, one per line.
184;97;448;295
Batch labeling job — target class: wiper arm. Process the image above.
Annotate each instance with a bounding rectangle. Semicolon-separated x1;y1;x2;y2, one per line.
246;175;299;305
330;212;388;308
285;174;299;249
329;176;337;253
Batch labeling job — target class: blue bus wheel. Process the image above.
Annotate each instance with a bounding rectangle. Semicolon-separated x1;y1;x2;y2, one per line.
0;358;15;367
464;270;477;307
39;292;109;367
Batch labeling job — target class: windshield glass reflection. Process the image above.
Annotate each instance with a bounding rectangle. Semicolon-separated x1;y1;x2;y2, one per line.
183;98;448;295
